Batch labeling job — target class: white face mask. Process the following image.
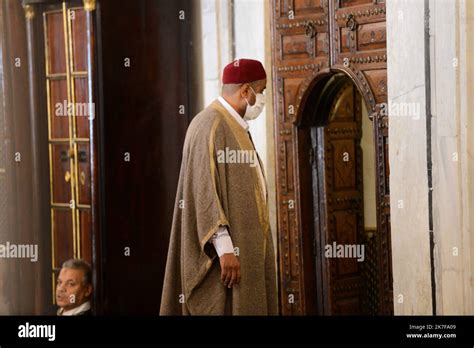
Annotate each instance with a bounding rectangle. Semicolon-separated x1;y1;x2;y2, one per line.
244;86;265;121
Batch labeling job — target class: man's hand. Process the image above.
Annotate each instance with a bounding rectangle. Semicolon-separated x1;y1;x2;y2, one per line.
219;253;241;288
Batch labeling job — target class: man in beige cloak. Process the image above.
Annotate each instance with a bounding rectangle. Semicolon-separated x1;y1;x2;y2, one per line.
160;59;278;315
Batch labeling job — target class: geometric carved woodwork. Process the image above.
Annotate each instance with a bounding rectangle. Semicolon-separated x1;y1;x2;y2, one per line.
313;82;368;315
271;0;393;315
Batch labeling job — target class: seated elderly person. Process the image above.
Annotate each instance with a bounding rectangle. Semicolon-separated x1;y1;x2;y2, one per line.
55;259;93;316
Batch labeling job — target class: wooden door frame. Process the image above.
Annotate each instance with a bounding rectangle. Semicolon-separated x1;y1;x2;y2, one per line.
22;0;102;314
271;0;392;315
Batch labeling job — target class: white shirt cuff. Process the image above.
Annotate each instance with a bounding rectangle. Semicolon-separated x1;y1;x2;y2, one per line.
211;226;235;257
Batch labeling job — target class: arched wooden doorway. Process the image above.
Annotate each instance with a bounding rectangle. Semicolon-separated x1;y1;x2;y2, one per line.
299;73;379;314
271;0;392;315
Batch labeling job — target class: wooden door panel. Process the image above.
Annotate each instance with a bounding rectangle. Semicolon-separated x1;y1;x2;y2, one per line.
337;256;359;278
45;11;66;75
278;0;326;19
76;143;91;205
281;30;317;61
49;80;69;139
274;0;330;73
339;27;352;54
331;87;354;120
315;32;329;58
51;143;72;204
52;209;74;266
364;69;387;103
333;212;359;276
70;8;87;72
282;77;306;123
333;211;358;245
324;83;364;313
73;78;91;138
331;139;356;189
332;0;386;67
339;0;374;8
334;296;360;314
294;0;325;15
357;22;386;52
276;26;328;66
78;209;92;263
279;139;295;192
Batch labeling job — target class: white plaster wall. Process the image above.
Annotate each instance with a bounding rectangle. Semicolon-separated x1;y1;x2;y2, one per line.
201;0;233;106
387;0;433;315
461;0;474;315
430;0;474;314
201;0;219;106
388;0;474;315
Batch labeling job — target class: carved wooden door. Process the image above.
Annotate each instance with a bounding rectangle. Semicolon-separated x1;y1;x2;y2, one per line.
312;82;366;314
271;0;392;315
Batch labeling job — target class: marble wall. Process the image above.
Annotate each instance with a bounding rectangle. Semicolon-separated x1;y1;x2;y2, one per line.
387;0;474;315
